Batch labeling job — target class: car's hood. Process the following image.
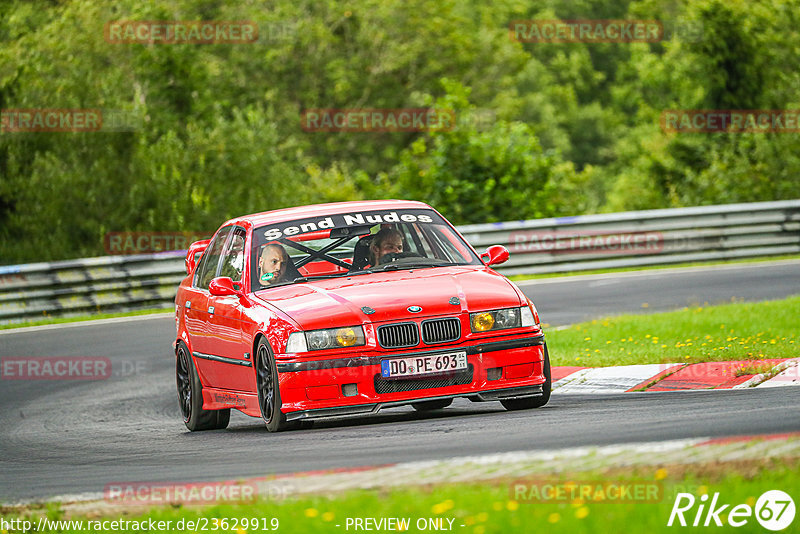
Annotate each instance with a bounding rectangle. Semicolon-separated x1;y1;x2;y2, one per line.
252;266;523;330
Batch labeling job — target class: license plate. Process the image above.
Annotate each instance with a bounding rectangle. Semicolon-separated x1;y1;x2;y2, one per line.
380;351;467;379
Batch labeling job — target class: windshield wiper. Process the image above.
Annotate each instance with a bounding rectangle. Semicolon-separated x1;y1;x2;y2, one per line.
346;268;374;275
291;274;352;283
371;260;458;272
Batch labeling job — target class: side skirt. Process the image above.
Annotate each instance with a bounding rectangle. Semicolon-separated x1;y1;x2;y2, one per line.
202;387;260;417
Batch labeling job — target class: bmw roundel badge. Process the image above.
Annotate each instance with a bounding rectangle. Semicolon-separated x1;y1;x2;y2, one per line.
407;305;422;313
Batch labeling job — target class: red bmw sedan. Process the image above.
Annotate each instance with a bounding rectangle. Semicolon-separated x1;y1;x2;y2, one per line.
174;200;550;431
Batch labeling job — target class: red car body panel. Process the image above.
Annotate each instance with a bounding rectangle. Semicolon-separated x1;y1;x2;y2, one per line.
253;268;521;329
174;200;547;425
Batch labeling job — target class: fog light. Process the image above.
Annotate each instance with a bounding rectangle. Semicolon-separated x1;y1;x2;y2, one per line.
472;312;495;332
487;367;502;381
342;383;358;397
336;327;358;347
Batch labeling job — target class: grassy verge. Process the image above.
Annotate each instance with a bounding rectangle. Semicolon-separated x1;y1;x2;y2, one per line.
546;296;799;367
509;253;800;281
0;307;172;330
3;459;797;533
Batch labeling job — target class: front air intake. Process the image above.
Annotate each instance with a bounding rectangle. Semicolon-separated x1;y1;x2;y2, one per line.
421;317;461;344
376;322;419;349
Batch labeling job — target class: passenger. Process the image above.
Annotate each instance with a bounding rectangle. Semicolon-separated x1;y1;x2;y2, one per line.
258;243;289;285
369;227;404;266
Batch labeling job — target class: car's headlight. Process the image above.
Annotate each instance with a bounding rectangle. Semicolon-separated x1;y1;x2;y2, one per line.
470;307;529;332
287;326;366;352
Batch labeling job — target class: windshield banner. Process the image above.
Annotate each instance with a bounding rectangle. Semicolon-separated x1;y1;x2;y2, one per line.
261;210;439;241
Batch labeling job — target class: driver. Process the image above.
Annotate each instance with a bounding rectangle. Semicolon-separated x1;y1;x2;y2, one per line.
258;243;289;285
369;227;403;266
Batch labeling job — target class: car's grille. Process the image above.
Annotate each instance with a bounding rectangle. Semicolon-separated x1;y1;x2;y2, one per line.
373;365;474;394
377;322;419;349
421;317;461;344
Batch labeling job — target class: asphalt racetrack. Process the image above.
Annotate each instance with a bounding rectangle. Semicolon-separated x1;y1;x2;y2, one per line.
1;260;799;502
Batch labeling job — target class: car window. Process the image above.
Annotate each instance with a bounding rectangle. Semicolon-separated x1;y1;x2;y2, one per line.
420;224;475;264
194;226;232;289
250;208;482;291
218;228;246;283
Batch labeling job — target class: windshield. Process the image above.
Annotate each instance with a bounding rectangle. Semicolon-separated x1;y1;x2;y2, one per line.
250;208;482;290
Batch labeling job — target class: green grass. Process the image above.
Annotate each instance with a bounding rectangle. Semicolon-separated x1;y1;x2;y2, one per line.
546;296;800;367
509;253;800;281
0;307;172;330
3;460;797;533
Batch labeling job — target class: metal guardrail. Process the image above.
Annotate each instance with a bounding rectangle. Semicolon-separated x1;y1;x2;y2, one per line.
1;200;798;324
458;199;800;276
0;253;185;324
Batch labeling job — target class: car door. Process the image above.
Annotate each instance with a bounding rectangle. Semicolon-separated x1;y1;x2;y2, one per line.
204;226;253;392
189;225;231;386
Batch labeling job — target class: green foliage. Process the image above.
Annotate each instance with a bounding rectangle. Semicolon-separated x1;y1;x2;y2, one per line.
0;0;798;263
601;0;800;211
384;82;596;222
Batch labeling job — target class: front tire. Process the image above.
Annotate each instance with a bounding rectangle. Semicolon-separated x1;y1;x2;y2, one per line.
176;342;230;431
256;338;291;432
501;343;551;411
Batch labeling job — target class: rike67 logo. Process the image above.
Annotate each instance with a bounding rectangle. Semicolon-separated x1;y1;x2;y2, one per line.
668;490;795;530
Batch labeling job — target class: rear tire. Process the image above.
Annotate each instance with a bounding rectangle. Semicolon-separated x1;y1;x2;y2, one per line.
501;343;551;411
412;399;453;411
256;338;292;432
176;342;230;431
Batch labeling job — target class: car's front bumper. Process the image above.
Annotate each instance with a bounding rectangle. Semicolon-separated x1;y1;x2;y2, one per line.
283;384;544;422
274;333;547;420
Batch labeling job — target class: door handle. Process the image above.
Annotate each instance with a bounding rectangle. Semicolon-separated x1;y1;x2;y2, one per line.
208;306;215;315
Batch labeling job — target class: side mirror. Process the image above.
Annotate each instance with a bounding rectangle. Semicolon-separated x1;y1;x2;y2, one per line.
480;245;510;266
209;277;243;297
185;239;211;275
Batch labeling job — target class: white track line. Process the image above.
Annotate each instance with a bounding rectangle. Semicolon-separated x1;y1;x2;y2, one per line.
0;313;174;335
516;258;800;286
